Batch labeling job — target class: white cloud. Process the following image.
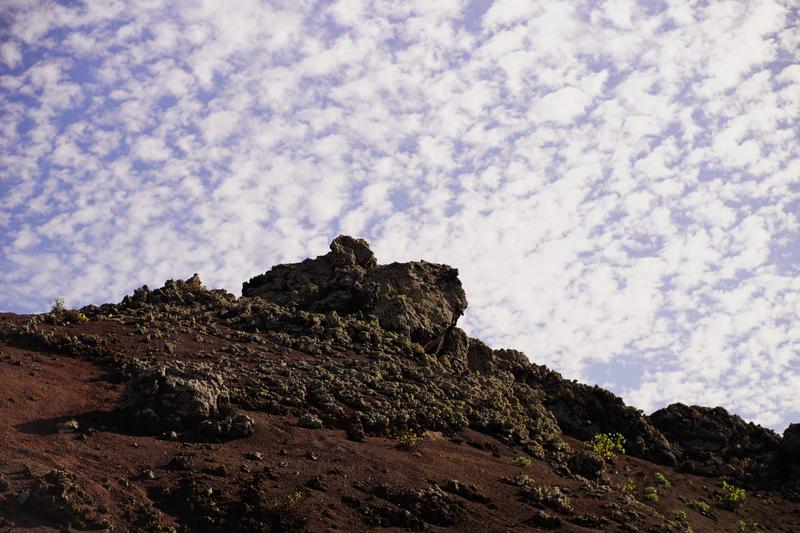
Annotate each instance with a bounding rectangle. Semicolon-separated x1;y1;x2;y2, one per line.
530;87;591;124
0;41;23;68
133;137;171;162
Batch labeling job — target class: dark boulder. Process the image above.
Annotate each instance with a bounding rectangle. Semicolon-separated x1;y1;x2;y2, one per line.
567;449;606;480
115;360;253;439
774;423;800;498
649;403;780;477
479;353;676;466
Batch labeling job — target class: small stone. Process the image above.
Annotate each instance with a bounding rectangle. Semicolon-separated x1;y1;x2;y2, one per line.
298;413;323;429
229;414;255;438
142;469;155;480
246;451;263;461
168;431;178;441
57;419;79;433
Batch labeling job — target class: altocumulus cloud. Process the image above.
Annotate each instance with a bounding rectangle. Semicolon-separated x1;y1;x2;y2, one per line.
1;0;799;430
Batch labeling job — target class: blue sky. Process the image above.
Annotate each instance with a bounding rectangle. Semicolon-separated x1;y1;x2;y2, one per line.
1;0;798;431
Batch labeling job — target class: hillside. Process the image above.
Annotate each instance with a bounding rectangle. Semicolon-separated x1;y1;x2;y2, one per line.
0;236;798;532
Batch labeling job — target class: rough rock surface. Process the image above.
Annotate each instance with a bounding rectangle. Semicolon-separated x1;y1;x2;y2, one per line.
242;235;468;354
116;360;252;439
776;424;800;500
465;344;678;466
649;403;780;480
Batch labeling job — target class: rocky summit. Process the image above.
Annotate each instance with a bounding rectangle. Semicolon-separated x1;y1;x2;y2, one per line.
0;236;798;532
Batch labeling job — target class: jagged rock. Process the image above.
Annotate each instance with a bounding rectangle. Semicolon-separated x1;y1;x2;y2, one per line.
567;450;606;480
298;413;323;429
526;510;562;529
503;473;573;514
466;337;494;373
119;273;235;309
775;423;800;498
200;414;256;439
442;480;491;504
649;403;780;477
478;350;676;465
115;361;251;439
242;235;468;354
361;483;466;527
438;327;469;372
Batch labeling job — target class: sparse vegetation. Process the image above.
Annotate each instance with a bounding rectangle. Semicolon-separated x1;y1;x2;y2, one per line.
738;519;765;533
643;485;659;503
619;477;636;496
396;430;425;451
286;489;307;508
585;432;626;460
654;472;670;487
719;481;746;509
690;499;711;513
674;509;687;521
512;456;532;468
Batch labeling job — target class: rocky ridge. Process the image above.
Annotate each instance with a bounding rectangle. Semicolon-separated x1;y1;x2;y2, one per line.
0;235;798;532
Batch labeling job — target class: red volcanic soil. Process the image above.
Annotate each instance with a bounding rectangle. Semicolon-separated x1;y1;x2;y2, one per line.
1;313;798;532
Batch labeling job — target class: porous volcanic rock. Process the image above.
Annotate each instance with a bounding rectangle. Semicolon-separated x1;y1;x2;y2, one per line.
776;424;800;499
242;235;468;354
116;360;252;439
649;403;780;479
465;345;677;466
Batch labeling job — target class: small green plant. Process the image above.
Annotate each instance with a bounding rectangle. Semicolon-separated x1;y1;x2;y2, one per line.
654;472;670;487
51;297;66;313
396;430;425;451
585;432;626;460
719;481;746;509
619;477;636;496
286;489;307;508
674;509;687;521
643;485;659;503
689;499;711;513
737;519;764;532
513;456;532;468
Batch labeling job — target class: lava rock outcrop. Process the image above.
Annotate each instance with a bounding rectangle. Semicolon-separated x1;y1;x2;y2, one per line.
116;360;254;439
242;235;467;355
649;403;780;480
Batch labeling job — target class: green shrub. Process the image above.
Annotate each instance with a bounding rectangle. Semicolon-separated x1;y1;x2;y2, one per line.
619;477;636;496
654;472;670;487
643;485;659;503
674;509;687;521
585;432;626;460
689;499;711;513
736;520;764;533
286;489;307;508
719;481;746;509
513;456;532;468
396;431;425;451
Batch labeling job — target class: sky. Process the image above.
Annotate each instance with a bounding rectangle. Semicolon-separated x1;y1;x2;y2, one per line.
1;0;799;432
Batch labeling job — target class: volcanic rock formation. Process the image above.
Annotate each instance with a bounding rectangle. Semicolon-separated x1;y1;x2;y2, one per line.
1;235;799;531
242;235;468;355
